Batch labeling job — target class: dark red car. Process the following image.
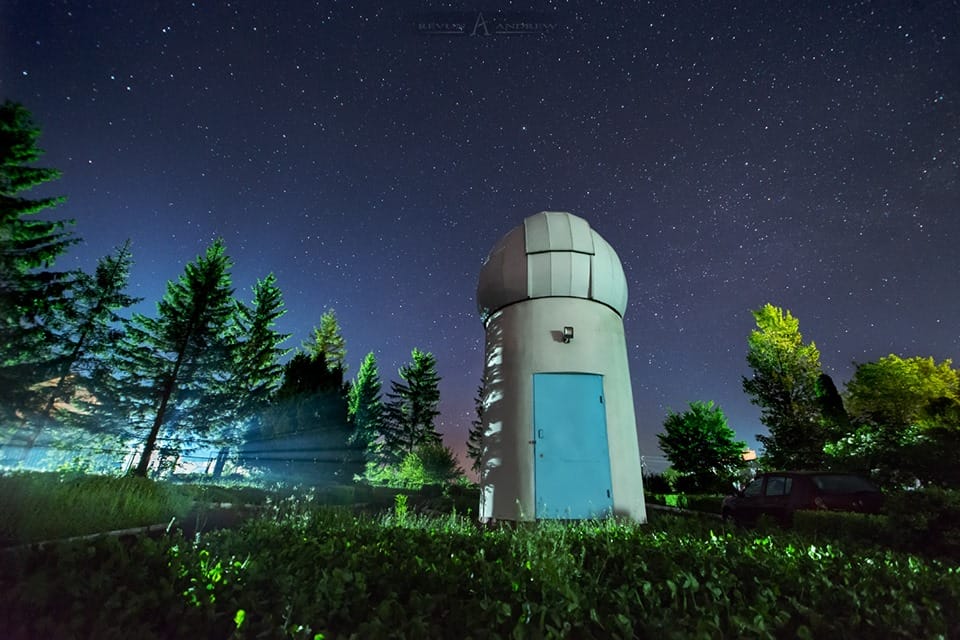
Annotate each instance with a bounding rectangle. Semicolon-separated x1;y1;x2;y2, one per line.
722;471;884;526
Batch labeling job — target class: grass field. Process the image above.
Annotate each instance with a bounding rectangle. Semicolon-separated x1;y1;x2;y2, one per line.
2;484;958;639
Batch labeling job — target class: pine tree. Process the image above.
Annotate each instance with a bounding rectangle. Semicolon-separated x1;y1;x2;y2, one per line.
249;350;350;484
19;241;141;453
246;310;352;484
382;348;441;459
347;351;384;464
466;375;486;475
216;274;290;476
0;101;78;421
111;240;236;477
305;308;346;374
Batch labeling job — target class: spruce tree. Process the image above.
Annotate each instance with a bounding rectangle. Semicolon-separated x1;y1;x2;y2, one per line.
347;351;384;463
305;308;346;373
20;241;141;453
111;240;236;477
382;348;441;459
216;274;290;476
249;313;351;484
466;376;486;475
0;101;78;421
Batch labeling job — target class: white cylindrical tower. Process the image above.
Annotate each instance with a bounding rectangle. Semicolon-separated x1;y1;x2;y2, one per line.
477;211;646;522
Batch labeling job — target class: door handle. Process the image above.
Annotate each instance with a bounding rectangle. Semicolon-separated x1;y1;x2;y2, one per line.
538;429;543;439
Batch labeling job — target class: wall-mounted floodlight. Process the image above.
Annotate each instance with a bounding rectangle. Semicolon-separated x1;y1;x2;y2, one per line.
562;326;574;343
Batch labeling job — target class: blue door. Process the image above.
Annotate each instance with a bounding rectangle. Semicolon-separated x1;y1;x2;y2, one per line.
533;373;613;518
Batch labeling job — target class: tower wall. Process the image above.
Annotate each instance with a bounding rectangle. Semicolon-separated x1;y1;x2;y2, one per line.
479;296;647;522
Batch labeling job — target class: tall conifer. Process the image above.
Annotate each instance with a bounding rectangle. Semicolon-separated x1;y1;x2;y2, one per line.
112;240;235;477
0;101;77;420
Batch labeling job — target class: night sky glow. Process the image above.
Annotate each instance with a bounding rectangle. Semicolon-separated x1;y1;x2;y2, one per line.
3;2;958;472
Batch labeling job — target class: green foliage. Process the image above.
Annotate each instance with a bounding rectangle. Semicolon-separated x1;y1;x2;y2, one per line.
644;493;724;514
659;401;746;492
4;503;959;639
382;348;442;460
846;355;958;428
393;492;409;523
743;303;827;469
31;242;142;449
362;441;462;489
0;101;77;421
642;472;673;494
792;510;889;549
884;487;960;559
831;355;960;487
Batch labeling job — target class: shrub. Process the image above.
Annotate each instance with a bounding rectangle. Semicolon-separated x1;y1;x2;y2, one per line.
792;510;889;549
684;494;724;514
885;486;960;559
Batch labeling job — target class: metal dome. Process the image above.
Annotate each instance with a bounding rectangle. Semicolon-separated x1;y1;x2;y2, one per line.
477;211;629;321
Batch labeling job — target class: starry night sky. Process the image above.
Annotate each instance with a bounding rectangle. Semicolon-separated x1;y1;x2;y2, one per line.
2;1;958;473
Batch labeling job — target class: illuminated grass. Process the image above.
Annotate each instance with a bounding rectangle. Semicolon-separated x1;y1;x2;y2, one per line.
0;472;194;544
2;495;958;639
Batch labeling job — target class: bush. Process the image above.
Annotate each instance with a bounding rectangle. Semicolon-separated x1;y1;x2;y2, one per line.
684;494;724;514
362;442;463;489
643;473;672;494
645;493;723;515
885;486;960;559
793;510;889;549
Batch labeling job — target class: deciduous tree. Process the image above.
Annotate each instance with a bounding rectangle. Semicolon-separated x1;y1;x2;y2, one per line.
658;401;746;492
742;303;825;469
830;355;960;486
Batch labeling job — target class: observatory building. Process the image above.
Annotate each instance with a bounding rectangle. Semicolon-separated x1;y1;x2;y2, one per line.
476;211;647;522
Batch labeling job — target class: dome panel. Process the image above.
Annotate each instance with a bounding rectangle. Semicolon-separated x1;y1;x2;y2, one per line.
589;231;628;316
527;251;591;298
477;211;629;320
477;225;527;319
525;211;594;254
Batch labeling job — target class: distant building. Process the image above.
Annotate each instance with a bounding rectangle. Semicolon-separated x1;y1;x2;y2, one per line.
476;211;646;522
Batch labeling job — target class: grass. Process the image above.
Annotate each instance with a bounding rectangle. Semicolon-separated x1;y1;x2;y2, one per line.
3;495;957;639
0;471;477;546
0;471;197;545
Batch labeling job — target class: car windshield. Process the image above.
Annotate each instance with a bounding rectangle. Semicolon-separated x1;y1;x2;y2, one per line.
811;474;878;494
